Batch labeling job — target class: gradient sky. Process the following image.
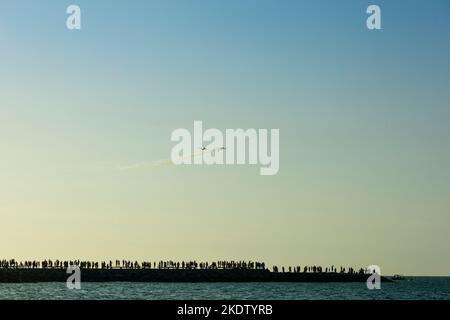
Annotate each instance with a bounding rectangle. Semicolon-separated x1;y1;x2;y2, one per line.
1;0;449;275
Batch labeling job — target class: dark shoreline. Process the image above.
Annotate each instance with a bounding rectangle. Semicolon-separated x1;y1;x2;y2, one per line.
0;269;391;283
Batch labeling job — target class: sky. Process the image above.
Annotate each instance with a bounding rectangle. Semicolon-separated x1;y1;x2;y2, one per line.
0;0;449;275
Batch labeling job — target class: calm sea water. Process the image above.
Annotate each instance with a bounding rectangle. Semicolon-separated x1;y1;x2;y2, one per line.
0;277;449;300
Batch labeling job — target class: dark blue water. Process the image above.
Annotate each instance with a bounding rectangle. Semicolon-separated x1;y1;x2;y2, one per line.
1;277;449;300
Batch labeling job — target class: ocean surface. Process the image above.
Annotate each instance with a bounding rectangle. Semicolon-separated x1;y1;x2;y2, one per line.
0;277;449;300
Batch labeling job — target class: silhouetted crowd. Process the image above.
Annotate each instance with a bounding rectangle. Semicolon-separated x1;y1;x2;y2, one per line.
0;259;366;274
271;265;366;275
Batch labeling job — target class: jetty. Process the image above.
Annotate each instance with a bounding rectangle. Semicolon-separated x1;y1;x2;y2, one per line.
0;269;391;283
0;259;391;283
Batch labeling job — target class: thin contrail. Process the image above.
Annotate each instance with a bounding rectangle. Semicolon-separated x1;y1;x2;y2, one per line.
116;147;225;171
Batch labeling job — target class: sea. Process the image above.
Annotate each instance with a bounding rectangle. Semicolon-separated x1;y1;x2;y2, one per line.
0;277;449;300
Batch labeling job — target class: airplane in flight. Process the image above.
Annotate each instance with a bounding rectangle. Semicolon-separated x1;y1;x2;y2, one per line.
199;146;226;151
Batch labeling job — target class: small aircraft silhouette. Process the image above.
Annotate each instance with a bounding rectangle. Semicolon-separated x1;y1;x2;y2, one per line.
199;146;226;151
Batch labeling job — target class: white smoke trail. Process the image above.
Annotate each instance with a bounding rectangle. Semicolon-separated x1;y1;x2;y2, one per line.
116;147;224;171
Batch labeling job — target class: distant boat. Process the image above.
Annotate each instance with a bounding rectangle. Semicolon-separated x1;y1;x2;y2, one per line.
392;274;407;280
